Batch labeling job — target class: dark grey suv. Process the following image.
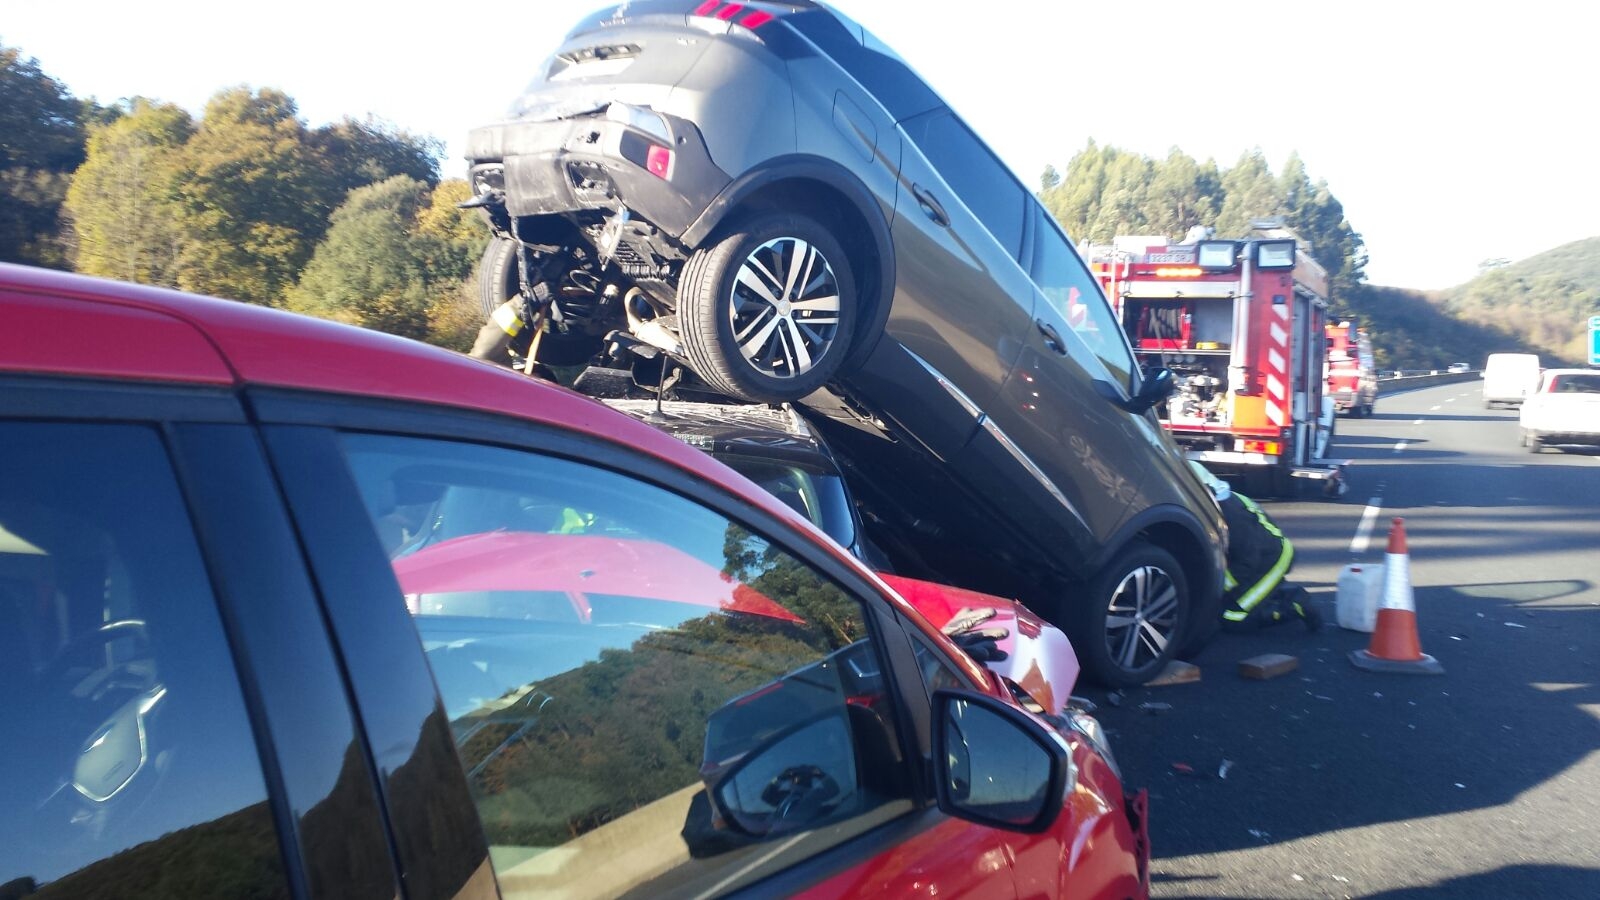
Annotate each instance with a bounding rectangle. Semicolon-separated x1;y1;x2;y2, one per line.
464;0;1225;685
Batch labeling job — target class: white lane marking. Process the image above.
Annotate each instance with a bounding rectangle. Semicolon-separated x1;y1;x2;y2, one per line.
1413;419;1425;425
1430;405;1442;411
1351;498;1383;554
1445;398;1456;403
1394;441;1408;454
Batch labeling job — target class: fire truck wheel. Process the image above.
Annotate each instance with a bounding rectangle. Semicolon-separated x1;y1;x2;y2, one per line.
678;212;857;404
1072;542;1190;688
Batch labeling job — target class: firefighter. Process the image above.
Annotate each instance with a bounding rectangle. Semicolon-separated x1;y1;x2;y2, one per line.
1189;463;1322;631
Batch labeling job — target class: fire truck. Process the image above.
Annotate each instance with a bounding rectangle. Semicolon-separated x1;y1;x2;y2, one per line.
1326;321;1378;417
1087;222;1345;497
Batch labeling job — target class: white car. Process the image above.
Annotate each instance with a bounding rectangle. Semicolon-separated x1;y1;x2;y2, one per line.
1520;368;1600;452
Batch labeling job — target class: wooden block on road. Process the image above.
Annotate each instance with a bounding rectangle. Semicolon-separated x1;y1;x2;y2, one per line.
1238;653;1299;680
1146;660;1201;686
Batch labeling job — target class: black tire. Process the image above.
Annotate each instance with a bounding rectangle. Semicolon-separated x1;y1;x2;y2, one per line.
678;212;857;403
1526;431;1542;453
476;236;602;367
1071;542;1190;688
477;235;519;317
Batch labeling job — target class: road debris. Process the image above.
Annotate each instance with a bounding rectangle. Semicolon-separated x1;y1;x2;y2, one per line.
1219;759;1234;779
1148;659;1201;686
1248;828;1271;840
1139;701;1173;715
1504;622;1527;628
1239;653;1299;680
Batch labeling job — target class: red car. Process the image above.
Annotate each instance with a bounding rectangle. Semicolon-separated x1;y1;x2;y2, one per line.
0;263;1147;899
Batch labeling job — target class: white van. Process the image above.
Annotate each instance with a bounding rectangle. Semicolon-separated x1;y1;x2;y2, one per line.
1482;353;1541;408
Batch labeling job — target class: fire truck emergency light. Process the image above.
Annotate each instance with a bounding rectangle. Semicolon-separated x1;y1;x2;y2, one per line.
1255;240;1297;269
1196;240;1239;269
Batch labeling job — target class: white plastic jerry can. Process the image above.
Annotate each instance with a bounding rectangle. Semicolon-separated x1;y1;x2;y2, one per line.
1336;563;1386;633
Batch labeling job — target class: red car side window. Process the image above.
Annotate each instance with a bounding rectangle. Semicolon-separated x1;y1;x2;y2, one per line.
337;433;916;898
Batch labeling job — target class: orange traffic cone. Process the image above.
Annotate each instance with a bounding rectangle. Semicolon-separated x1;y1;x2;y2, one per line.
1349;518;1444;675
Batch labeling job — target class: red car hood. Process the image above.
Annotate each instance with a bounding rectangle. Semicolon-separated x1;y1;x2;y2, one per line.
878;574;1079;717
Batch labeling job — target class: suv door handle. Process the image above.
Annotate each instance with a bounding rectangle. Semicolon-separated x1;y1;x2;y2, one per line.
912;183;950;227
1036;318;1066;355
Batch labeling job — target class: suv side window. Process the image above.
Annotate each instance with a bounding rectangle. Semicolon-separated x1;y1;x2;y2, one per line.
902;111;1026;260
1031;205;1138;388
337;433;915;899
0;423;290;899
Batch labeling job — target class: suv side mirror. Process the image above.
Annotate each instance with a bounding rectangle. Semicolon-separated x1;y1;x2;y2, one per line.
932;689;1070;833
1096;367;1175;414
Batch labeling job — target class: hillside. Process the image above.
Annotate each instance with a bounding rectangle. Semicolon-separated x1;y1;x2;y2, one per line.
1339;236;1600;369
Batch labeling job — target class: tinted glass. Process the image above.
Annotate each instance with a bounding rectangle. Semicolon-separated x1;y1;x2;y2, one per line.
1032;206;1137;387
338;434;912;899
902;112;1026;259
717;455;857;549
0;423;289;900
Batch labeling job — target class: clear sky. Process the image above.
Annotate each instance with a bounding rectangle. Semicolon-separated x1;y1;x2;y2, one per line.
5;0;1596;289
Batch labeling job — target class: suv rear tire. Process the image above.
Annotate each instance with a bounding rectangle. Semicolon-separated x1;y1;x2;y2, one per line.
1073;542;1190;687
678;213;856;403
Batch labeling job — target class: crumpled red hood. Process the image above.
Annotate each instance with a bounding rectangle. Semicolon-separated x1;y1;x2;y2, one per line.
878;574;1080;716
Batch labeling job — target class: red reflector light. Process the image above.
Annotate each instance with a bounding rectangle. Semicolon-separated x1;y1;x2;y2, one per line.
715;2;743;20
741;10;774;27
1241;440;1282;455
646;144;674;179
693;0;719;14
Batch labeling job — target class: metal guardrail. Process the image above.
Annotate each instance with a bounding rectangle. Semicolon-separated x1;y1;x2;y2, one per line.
1379;371;1481;390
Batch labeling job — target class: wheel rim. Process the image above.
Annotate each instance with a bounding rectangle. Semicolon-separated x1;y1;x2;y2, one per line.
1103;565;1180;672
727;236;841;379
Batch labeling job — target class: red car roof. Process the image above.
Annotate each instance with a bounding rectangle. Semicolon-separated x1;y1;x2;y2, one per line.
0;264;806;525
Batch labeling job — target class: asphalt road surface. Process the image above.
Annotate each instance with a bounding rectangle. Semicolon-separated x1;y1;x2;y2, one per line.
1088;381;1600;898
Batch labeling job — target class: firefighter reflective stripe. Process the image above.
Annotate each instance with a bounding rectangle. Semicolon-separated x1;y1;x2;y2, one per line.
491;300;525;337
1222;494;1293;621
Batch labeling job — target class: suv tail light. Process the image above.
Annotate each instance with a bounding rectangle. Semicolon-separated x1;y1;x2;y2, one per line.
646;145;674;180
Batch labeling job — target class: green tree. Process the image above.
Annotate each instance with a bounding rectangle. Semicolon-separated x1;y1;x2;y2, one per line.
1278;152;1366;299
66;99;194;285
286;175;435;337
169;87;332;304
1144;148;1221;239
1212;149;1282;237
311;116;442;197
0;44;91;267
287;175;480;342
416;179;491;350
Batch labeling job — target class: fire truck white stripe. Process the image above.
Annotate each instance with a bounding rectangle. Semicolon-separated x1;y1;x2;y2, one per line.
1266;375;1286;399
1270;324;1289;346
1266;404;1286;426
1268;349;1286;373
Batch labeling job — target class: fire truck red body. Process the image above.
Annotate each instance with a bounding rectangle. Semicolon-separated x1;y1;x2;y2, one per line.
1325;321;1378;417
1088;225;1343;497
